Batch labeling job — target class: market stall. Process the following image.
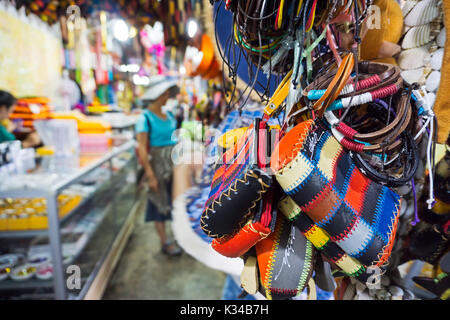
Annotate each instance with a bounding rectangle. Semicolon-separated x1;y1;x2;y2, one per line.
0;0;448;302
171;0;450;301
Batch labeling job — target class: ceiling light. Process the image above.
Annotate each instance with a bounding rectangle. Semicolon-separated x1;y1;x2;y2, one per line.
129;26;138;39
127;64;140;73
187;19;198;38
113;19;129;42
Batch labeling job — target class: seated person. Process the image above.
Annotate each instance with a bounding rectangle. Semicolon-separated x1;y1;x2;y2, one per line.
0;90;41;148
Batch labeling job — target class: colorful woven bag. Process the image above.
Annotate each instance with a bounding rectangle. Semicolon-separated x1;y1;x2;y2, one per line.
278;196;378;283
255;213;316;300
201;118;279;238
211;190;277;258
270;119;401;268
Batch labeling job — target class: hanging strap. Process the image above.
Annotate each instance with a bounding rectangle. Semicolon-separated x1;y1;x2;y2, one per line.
240;256;259;295
307;277;317;300
263;69;293;118
264;27;327;120
313;53;354;118
306;32;313;83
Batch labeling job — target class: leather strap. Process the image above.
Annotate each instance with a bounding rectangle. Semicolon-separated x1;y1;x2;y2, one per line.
350;131;419;187
324;79;406;142
354;95;408;142
307;277;317;300
263;44;343;119
264;69;293;117
365;90;413;153
365;99;412;153
304;62;401;100
241;256;259;294
313;53;354;118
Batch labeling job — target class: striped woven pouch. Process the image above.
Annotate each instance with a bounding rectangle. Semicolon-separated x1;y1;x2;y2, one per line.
201;118;279;239
278;196;380;284
271;120;401;268
255;213;316;300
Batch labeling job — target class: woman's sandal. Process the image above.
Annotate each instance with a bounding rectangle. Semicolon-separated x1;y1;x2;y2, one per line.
161;241;182;257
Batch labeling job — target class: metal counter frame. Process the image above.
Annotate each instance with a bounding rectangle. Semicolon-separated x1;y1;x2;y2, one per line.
0;140;137;300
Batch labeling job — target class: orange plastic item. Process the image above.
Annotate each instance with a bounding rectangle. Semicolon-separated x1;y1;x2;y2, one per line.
13;105;51;114
204;58;221;79
77;119;111;133
49;111;87;122
17;97;51;105
9;113;50;120
22;120;35;128
195;34;215;76
49;112;111;133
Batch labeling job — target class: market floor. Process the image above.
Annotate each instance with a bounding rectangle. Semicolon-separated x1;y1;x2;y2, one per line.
102;197;227;300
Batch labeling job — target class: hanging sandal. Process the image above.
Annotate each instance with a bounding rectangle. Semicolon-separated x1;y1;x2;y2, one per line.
161;241;182;257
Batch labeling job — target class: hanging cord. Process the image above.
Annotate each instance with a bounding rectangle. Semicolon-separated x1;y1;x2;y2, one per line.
214;2;236;76
426;113;436;209
411;178;420;226
234;27;264;115
414;116;432;140
292;0;311;88
427;97;438;212
337;0;362;123
414;85;437;209
326;25;342;65
214;2;239;107
237;0;278;21
431;115;437;199
230;0;285;109
231;11;254;113
242;30;264;111
380;94;394;172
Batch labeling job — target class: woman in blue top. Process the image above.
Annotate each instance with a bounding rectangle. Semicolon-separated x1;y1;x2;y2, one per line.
135;77;182;257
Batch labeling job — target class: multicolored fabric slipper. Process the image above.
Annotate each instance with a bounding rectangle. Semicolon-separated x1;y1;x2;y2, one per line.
255;214;316;300
201;118;279;239
212;190;277;258
279;196;376;283
271;120;401;268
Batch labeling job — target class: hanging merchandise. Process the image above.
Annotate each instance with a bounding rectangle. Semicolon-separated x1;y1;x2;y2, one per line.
192;0;450;300
200;117;279;239
63;15;96;102
0;2;62;100
396;0;444;147
193;35;214;76
360;0;403;65
172;104;269;276
9;98;52;131
184;35;222;80
15;0;161;28
194;35;219;79
140;22;167;75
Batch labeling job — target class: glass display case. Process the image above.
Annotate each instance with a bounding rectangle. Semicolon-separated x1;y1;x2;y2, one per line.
0;140;139;300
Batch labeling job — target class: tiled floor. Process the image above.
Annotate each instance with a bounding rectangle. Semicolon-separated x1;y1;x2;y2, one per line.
102;199;226;300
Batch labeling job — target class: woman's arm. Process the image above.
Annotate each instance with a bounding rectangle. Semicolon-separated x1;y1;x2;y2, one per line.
21;132;41;148
136;132;159;193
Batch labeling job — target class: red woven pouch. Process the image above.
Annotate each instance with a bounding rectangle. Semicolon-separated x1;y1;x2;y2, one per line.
212;190;276;258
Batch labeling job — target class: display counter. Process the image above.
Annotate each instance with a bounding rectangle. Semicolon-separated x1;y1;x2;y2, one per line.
0;140;141;300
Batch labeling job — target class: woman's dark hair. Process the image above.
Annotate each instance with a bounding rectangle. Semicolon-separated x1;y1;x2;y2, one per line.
0;90;16;109
168;85;180;97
